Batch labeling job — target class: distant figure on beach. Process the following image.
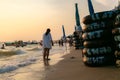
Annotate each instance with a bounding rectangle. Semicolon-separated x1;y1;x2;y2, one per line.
58;40;61;46
1;44;5;49
61;40;64;46
58;39;64;46
68;38;73;47
42;28;53;60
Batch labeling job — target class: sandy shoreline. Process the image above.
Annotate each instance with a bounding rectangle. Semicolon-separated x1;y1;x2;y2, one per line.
10;49;68;80
7;47;120;80
45;47;120;80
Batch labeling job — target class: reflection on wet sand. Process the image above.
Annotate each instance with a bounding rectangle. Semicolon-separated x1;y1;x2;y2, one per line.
43;60;50;66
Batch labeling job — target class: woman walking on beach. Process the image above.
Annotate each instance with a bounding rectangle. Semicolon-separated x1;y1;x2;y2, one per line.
42;28;53;60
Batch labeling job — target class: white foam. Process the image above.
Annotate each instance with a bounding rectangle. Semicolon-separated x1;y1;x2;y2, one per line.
0;44;66;74
0;57;37;73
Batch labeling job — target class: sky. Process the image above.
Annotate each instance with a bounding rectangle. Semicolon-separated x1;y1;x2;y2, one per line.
0;0;118;42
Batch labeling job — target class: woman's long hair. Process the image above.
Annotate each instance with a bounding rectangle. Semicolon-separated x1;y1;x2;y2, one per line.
45;28;50;35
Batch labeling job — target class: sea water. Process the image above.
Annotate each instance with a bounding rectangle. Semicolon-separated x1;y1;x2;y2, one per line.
0;43;67;80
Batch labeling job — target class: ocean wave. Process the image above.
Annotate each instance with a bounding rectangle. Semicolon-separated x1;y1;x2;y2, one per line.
25;47;42;51
0;49;26;56
0;44;67;74
0;58;37;73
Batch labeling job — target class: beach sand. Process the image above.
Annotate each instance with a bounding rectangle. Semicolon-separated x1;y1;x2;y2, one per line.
11;47;120;80
45;47;120;80
11;50;66;80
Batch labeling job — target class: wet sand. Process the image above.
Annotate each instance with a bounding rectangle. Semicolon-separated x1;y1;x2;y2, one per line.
11;51;66;80
45;47;120;80
11;47;120;80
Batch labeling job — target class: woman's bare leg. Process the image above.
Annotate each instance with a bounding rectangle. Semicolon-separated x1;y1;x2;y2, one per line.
43;48;47;60
46;48;50;60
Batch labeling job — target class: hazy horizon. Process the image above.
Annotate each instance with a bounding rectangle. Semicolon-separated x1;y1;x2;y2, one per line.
0;0;118;42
